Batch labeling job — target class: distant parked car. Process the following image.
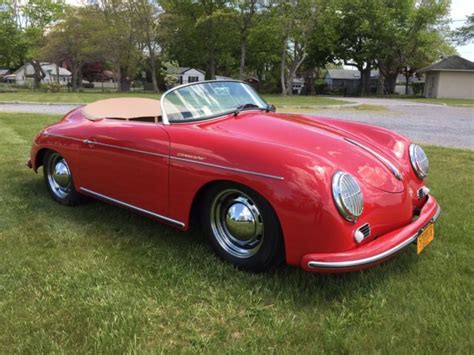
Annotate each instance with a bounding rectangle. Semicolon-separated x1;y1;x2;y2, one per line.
27;80;440;273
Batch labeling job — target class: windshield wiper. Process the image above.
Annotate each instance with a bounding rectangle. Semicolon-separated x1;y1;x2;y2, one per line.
233;103;262;116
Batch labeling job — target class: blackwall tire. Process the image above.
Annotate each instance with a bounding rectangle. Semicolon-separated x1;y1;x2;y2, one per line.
43;151;84;206
201;183;284;272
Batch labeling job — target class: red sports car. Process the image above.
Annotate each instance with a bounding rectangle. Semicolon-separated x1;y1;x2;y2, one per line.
28;80;440;273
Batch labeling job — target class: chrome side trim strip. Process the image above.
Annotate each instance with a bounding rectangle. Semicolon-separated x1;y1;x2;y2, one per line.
170;156;285;180
308;204;441;269
84;140;169;159
345;138;402;180
43;132;84;143
79;187;185;228
46;133;283;181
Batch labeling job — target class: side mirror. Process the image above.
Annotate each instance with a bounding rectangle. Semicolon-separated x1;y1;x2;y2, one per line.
266;104;276;112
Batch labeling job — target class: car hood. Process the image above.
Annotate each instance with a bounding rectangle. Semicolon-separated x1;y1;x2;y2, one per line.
198;111;405;193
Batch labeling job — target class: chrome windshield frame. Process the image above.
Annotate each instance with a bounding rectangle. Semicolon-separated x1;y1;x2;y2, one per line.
160;79;266;125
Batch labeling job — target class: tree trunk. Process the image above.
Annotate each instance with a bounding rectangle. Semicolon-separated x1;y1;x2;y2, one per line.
78;66;83;90
147;43;159;93
376;75;384;96
280;39;288;96
71;61;78;92
286;72;294;96
386;73;397;94
207;45;216;80
150;58;159;93
119;66;130;92
56;63;60;84
359;67;371;96
286;49;307;96
239;37;246;80
405;69;410;95
30;60;45;90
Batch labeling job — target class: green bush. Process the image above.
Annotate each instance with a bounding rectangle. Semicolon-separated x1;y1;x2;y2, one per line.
42;82;63;93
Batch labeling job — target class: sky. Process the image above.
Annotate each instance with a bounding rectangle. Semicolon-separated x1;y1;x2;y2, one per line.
65;0;474;61
450;0;474;60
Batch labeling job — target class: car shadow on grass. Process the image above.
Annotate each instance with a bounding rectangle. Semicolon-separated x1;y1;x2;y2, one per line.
20;177;420;308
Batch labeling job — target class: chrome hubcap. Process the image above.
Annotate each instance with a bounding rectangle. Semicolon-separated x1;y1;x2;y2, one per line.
210;189;264;258
47;153;71;199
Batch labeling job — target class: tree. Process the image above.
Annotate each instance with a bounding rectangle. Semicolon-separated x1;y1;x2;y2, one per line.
374;0;452;95
230;0;258;79
20;0;67;88
0;1;66;87
333;0;387;96
452;14;474;45
96;0;142;92
305;0;338;94
0;5;28;69
271;0;319;96
160;0;237;80
39;6;107;91
129;0;162;92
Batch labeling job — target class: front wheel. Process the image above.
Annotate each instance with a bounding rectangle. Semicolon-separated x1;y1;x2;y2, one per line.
43;151;84;206
201;183;284;272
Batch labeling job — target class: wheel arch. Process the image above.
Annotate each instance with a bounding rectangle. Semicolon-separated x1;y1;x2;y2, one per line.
34;147;52;171
189;179;287;266
189;179;285;241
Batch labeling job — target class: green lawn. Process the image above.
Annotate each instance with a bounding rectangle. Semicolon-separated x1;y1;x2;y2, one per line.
0;90;349;107
0;112;473;353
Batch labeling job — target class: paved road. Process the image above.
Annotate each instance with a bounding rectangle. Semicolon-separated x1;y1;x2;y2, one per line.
0;103;78;115
0;98;472;149
310;98;474;150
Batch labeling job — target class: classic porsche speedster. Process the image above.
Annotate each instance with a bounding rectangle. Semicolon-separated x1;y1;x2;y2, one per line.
28;80;440;273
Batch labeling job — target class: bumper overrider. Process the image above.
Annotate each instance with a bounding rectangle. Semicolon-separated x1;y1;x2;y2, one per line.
301;196;441;273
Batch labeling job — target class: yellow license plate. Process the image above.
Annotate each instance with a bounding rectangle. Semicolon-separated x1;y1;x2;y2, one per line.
417;223;435;255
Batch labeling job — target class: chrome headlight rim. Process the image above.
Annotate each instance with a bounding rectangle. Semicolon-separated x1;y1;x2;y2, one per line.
332;171;364;223
409;143;429;179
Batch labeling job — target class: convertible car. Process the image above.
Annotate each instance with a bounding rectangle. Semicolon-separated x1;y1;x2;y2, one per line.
28;80;440;273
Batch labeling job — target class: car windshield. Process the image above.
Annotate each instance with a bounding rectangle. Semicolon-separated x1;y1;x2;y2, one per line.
162;81;267;123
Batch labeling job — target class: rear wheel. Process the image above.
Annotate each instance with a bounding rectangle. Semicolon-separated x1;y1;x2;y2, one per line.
43;151;84;206
201;183;284;272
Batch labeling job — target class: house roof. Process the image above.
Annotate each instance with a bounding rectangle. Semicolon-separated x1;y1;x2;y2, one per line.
0;69;9;76
418;55;474;73
325;69;379;80
14;63;72;76
178;67;205;75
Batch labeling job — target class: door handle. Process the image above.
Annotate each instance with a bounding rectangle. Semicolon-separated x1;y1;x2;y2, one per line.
83;139;95;146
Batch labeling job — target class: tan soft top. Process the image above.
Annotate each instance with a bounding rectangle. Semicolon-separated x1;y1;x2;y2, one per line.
81;97;161;121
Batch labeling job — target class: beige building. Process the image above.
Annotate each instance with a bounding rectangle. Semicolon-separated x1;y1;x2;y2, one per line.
418;56;474;100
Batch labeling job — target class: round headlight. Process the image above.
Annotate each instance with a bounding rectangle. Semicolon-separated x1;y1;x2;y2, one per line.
332;171;363;223
409;144;429;179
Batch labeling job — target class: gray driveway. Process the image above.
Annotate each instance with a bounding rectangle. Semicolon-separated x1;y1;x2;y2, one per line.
0;98;472;149
309;97;473;150
0;103;78;115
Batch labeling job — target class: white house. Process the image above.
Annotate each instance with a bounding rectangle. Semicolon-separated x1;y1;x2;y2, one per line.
177;67;205;85
418;55;474;100
14;62;72;86
292;77;305;95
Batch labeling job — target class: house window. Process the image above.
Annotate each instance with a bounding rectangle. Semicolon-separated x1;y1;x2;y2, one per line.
188;76;199;83
178;76;183;84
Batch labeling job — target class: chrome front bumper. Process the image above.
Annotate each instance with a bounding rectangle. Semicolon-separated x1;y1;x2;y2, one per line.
302;196;441;272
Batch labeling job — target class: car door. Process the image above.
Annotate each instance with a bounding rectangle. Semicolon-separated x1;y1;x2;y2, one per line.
76;118;170;218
